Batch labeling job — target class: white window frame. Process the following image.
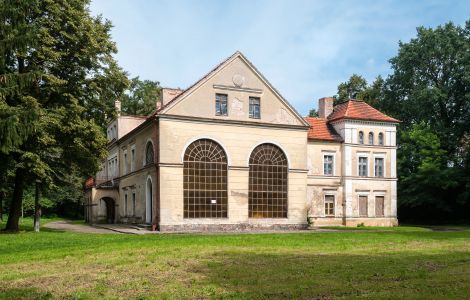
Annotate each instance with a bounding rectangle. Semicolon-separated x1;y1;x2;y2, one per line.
373;153;386;178
357;153;369;177
322;151;335;176
130;144;136;172
324;194;335;217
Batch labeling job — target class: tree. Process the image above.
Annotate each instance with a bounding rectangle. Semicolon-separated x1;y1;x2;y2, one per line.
382;20;470;221
335;74;384;107
308;108;319;117
0;0;128;231
121;77;161;115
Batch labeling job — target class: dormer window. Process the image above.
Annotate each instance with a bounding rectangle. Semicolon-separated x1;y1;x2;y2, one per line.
358;131;364;144
378;133;384;145
249;97;260;119
215;93;228;116
368;132;374;145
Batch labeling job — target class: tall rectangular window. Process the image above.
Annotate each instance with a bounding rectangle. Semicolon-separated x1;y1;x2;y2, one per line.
132;192;136;216
323;155;334;175
358;157;368;177
124;193;128;216
123;151;128;175
359;195;368;216
375;157;384;177
215;93;228;116
324;195;335;216
249;97;260;119
375;196;384;216
131;145;136;172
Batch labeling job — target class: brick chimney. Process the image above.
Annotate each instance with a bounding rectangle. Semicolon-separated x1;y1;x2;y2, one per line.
318;97;334;118
161;88;184;106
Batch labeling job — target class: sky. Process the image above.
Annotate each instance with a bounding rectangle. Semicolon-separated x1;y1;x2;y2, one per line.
90;0;469;115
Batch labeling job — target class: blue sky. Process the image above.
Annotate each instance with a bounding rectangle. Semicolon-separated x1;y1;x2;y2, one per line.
90;0;469;115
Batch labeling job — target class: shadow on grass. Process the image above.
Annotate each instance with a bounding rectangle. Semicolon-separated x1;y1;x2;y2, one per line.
0;288;52;300
194;250;470;299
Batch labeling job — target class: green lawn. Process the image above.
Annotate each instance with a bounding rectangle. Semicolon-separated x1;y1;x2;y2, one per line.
1;219;470;299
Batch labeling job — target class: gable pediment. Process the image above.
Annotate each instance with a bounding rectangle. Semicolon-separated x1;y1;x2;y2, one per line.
160;52;308;127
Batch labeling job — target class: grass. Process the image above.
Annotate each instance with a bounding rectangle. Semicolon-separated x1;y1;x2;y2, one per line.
0;219;470;299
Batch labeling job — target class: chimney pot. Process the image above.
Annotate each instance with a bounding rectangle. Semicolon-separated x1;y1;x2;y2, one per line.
318;97;334;118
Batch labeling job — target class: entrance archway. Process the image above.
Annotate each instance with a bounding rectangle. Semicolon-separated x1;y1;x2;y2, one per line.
146;176;153;224
101;197;116;224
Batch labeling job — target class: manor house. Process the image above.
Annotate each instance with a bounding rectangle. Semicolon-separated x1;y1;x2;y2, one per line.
84;51;399;231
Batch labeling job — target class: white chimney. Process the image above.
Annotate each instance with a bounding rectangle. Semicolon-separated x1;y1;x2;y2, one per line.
115;100;121;117
318;97;334;118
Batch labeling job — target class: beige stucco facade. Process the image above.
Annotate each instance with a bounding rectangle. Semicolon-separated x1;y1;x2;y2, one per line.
84;51;398;231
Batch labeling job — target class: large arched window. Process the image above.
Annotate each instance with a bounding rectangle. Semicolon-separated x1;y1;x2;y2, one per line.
183;139;228;218
249;143;288;218
145;142;154;165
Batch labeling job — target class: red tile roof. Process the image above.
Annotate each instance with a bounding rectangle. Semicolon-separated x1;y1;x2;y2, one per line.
327;99;400;123
305;117;342;142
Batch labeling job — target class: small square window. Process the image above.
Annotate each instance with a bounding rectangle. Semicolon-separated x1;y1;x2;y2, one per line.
249;97;260;119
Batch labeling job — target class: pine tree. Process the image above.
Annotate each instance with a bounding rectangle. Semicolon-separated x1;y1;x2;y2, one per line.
0;0;128;231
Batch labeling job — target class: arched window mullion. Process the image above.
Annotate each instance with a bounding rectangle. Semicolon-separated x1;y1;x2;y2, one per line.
183;139;227;218
249;143;288;219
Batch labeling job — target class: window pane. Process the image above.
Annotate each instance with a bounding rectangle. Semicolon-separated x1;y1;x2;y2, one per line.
183;139;228;218
249;97;260;119
249;144;287;218
359;157;368;176
375;158;384;177
325;195;335;216
378;133;384;145
368;132;374;145
215;94;228;116
359;131;364;144
323;155;334;175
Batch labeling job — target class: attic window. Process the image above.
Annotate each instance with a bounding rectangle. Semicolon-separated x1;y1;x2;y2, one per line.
249;97;260;119
358;131;364;144
215;94;228;116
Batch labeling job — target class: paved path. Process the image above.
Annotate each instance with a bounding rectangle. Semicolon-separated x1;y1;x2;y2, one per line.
44;220;118;234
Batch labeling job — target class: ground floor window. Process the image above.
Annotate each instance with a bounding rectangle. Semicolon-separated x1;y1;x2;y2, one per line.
249;143;288;218
324;195;335;216
375;196;384;216
359;195;368;216
124;193;128;216
183;139;228;218
132;192;136;216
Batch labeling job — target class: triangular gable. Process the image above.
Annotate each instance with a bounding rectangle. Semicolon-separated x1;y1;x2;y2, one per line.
159;51;309;127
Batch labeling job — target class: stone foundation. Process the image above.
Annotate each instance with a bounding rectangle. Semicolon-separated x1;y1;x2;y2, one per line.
159;223;308;232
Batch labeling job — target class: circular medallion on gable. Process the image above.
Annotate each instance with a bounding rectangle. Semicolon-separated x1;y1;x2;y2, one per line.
232;74;245;87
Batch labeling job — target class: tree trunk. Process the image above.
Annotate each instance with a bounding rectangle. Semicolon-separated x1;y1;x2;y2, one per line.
34;182;41;232
5;169;25;232
0;191;4;222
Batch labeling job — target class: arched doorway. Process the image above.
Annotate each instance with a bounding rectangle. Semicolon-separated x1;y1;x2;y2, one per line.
146;176;153;224
101;197;116;224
